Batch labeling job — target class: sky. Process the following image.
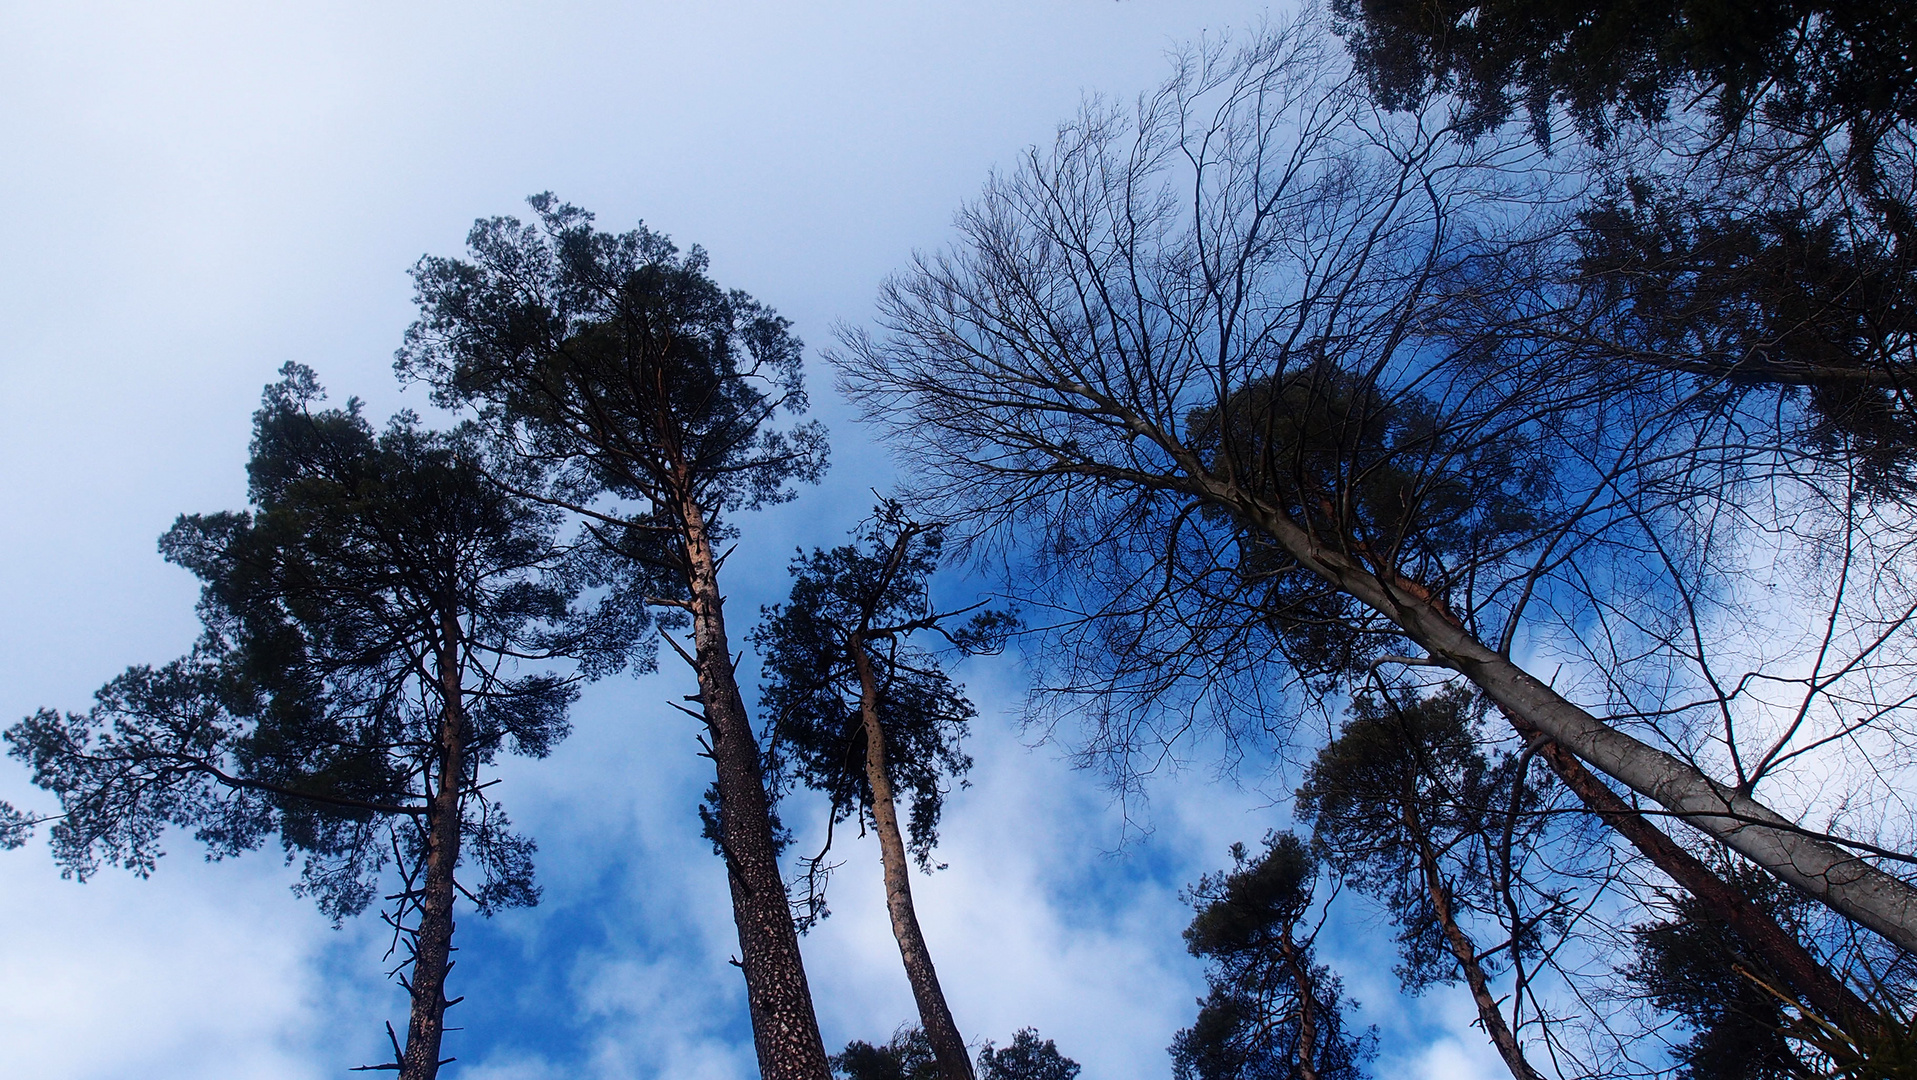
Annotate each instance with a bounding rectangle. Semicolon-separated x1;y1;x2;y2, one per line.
0;3;1510;1077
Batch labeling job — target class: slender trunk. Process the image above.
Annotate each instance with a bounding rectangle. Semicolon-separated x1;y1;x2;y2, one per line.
1399;796;1543;1080
401;624;466;1080
680;497;830;1080
1276;929;1320;1080
1224;489;1917;953
1507;715;1874;1034
850;636;975;1080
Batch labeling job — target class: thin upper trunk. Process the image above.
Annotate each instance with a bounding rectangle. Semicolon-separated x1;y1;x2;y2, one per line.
1276;929;1320;1080
1217;484;1917;954
851;635;975;1080
680;495;831;1080
1399;792;1543;1080
401;619;466;1080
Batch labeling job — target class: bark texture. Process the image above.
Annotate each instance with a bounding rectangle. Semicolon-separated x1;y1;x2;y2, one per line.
683;500;831;1080
401;630;467;1080
1276;927;1321;1080
852;639;975;1080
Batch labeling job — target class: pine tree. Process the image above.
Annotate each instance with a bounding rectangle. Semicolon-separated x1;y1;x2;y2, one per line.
754;502;1011;1080
8;366;631;1079
398;195;833;1079
1171;834;1373;1080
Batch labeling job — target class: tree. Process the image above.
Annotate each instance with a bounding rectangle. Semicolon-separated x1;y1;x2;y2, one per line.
833;1027;941;1080
1628;864;1917;1080
0;800;38;850
6;367;625;1079
397;196;833;1080
1630;869;1826;1080
976;1029;1081;1080
1297;686;1550;1080
833;1026;1080;1080
834;14;1917;962
1333;0;1917;150
1170;834;1373;1080
754;503;1011;1080
1337;0;1917;491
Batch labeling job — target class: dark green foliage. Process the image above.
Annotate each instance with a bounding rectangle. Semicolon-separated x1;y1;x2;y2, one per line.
1190;369;1548;568
12;656;283;883
397;193;827;564
7;366;628;920
1575;181;1917;494
0;801;34;849
401;195;836;1079
1629;869;1824;1080
753;506;1001;864
1171;834;1373;1080
835;1027;1078;1080
976;1029;1080;1080
1338;0;1917;487
1335;0;1917;148
1577;187;1917;384
1187;368;1550;683
753;503;1011;929
1295;686;1546;990
833;1028;940;1080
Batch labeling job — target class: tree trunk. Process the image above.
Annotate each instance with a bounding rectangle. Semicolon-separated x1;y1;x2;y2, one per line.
680;497;831;1080
851;636;975;1080
1400;798;1543;1080
1276;930;1320;1080
1507;715;1874;1035
401;625;467;1080
1224;488;1917;954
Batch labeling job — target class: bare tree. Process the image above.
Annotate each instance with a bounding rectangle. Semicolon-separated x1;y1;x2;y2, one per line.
835;9;1917;1027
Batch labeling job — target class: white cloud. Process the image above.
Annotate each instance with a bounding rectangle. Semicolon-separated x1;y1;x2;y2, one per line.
0;845;387;1078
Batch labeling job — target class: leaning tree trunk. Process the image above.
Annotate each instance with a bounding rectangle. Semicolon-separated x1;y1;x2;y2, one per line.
1214;482;1917;955
1275;925;1321;1080
680;495;831;1080
1399;795;1543;1080
851;636;975;1080
400;624;468;1080
1506;714;1873;1035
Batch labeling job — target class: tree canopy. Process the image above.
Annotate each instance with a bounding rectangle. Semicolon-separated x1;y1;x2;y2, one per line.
1171;834;1373;1080
9;366;626;1077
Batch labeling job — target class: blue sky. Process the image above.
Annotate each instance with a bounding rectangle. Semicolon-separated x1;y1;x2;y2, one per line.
0;3;1508;1077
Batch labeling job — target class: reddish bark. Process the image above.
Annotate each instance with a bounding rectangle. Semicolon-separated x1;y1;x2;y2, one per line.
682;498;832;1080
852;638;975;1080
1399;797;1544;1080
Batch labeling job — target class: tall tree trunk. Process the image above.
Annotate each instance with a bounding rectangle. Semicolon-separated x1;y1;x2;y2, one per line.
1399;797;1544;1080
1221;488;1917;953
401;625;467;1080
681;497;831;1080
851;636;975;1080
1507;715;1874;1034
